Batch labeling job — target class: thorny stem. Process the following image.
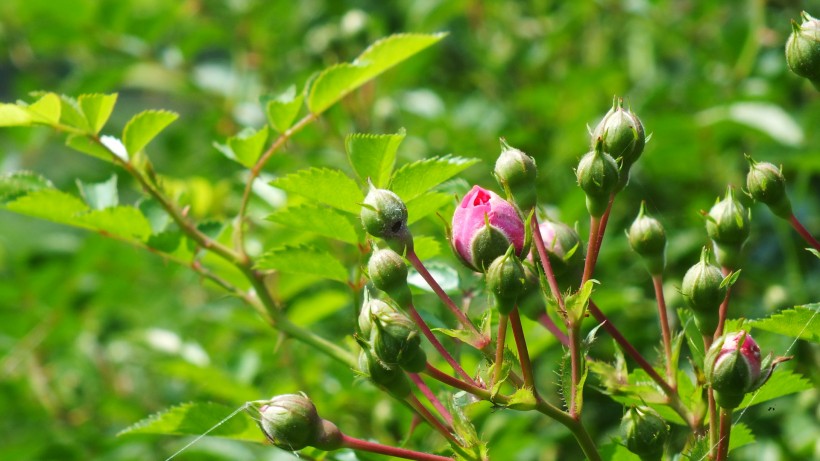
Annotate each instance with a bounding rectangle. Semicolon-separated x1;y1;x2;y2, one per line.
341;434;455;461
713;266;732;341
581;215;602;285
409;373;453;425
790;213;820;251
651;274;676;389
568;324;583;419
493;314;509;388
715;408;732;461
537;312;571;347
509;308;536;393
406;302;479;387
530;214;566;313
405;248;485;341
406;394;457;444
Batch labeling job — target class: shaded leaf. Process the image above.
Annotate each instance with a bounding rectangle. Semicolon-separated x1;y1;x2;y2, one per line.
729;422;755;452
679;308;705;366
118;402;263;442
391;155;480;202
307;33;446;113
288;289;349;327
0;171;52;203
256;245;348;282
263;85;304;132
271;167;363;214
266;203;360;245
346;129;405;188
123;110;179;156
77;175;119;210
79;93;118;134
750;304;820;343
738;369;812;409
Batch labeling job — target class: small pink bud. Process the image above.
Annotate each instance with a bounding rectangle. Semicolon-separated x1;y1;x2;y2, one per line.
705;330;765;408
451;185;525;271
713;330;762;383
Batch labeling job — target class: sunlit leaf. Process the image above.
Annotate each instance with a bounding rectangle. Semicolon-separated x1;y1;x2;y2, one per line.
27;92;61;125
118;402;263;442
214;125;269;168
750;304;820;343
4;188;89;224
79;93;118;134
346;129;405;188
738;369;812;409
0;103;33;127
66;134;114;162
406;191;452;224
256;245;348;282
271;167;363;214
391;155;479;202
59;94;90;130
123;110;179;156
74;207;153;242
0;171;52;203
266;203;360;245
729;423;755;452
263;85;304;132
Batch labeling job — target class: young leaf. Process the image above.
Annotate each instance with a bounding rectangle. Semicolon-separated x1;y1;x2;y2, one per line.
214;126;269;168
79;93;118;134
77;175;119;210
4;188;89;224
74;207;153;242
406;191;453;224
391;155;480;202
263;85;304;132
27;92;61;125
59;95;90;130
271;167;363;214
266;203;360;245
729;423;755;452
0;171;52;203
118;402;263;442
0;103;33;126
749;304;820;343
307;33;447;113
506;387;537;411
123;110;179;156
345;129;405;188
737;369;812;409
256;245;348;283
66;134;115;162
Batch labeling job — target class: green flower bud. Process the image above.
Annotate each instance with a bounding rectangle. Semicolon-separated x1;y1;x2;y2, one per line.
494;139;538;211
258;393;324;450
576;138;620;217
786;11;820;90
705;186;750;267
745;155;792;219
515;262;544;321
620;406;669;461
486;246;527;314
372;311;427;373
357;290;399;339
592;97;646;169
361;184;412;252
705;331;770;409
358;349;412;398
680;247;727;335
368;248;411;306
534;218;584;290
628;202;667;275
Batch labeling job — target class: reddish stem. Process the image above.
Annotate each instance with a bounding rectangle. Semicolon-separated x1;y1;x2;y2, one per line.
581;215;602;285
789;213;820;251
424;363;492;400
341;434;454;461
594;194;616;254
651;274;676;389
713;266;732;341
537;312;571;347
510;308;536;392
715;408;732;461
406;302;479;387
409;373;453;425
493;314;509;388
530;214;566;313
406;394;456;444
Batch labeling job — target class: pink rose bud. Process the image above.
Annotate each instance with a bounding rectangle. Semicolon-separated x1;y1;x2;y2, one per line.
451;185;525;271
705;330;765;409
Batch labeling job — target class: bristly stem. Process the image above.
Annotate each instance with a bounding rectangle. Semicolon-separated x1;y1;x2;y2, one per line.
341;434;455;461
405;248;485;342
409;373;453;425
568;323;583;419
493;314;509;388
651;274;676;389
537;312;571;347
715;407;733;461
713;266;732;341
509;308;536;392
789;213;820;251
406;302;480;387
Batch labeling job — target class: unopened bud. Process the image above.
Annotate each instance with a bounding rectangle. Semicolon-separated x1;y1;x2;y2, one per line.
494;140;538;211
620;406;669;461
786;11;820;90
680;247;727;335
372;311;427;373
258;393;337;450
627;202;667;275
576;138;620;217
745;155;792;219
358;349;412;398
358;290;398;339
534;218;584;290
368;248;411;305
361;184;412;252
486;246;527;314
706;186;750;267
705;331;773;409
592;97;646;189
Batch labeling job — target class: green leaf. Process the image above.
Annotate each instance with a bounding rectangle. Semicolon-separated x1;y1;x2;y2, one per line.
79;93;118;134
66;134;115;162
729;422;755;452
27;92;61;125
406;191;453;225
750;304;820;343
74;207;153;242
271;168;363;214
506;387;537;411
345;129;405;188
738;369;812;409
214;126;269;168
391;155;480;202
410;235;442;260
288;289;349;327
307;33;447;113
3;188;89;224
256;245;348;282
123;110;179;156
0;103;33;126
600;442;640;461
408;260;458;293
565;279;597;324
263;85;304;132
679;308;705;366
266;203;360;245
118;402;263;442
0;171;52;203
77;175;119;210
59;95;90;130
158;362;259;404
808;248;820;259
433;328;487;350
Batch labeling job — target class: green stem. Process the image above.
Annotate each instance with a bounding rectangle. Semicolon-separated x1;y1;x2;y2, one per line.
715;407;732;461
713;266;732;341
341;434;454;461
704;334;718;458
493;314;509;388
651;274;676;389
568;323;583;419
509;308;536;392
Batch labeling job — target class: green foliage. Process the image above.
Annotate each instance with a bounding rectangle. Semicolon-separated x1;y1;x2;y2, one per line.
122;110;179;157
119;402;263;442
214;126;269;168
750;304;820;343
256;245;349;283
391;155;480;202
346;129;405;188
272;167;364;214
263;85;304;133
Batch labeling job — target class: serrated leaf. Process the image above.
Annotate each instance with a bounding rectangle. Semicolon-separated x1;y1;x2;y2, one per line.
59;95;90;130
750;304;820;343
79;93;118;134
4;188;89;224
346;129;405;188
307;33;446;113
118;402;263;442
391;155;480;202
256;245;348;282
214;126;269;168
123;110;179;156
406;191;453;225
738;369;812;409
77;175;118;210
263;85;304;132
0;103;33;126
506;387;537;411
0;171;52;203
449;395;480;448
565;279;596;324
266;203;359;245
66;134;114;162
271;167;363;214
729;422;755;452
27;92;61;125
74;207;153;241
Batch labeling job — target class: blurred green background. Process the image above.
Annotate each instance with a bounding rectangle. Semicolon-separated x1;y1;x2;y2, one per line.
1;0;818;460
